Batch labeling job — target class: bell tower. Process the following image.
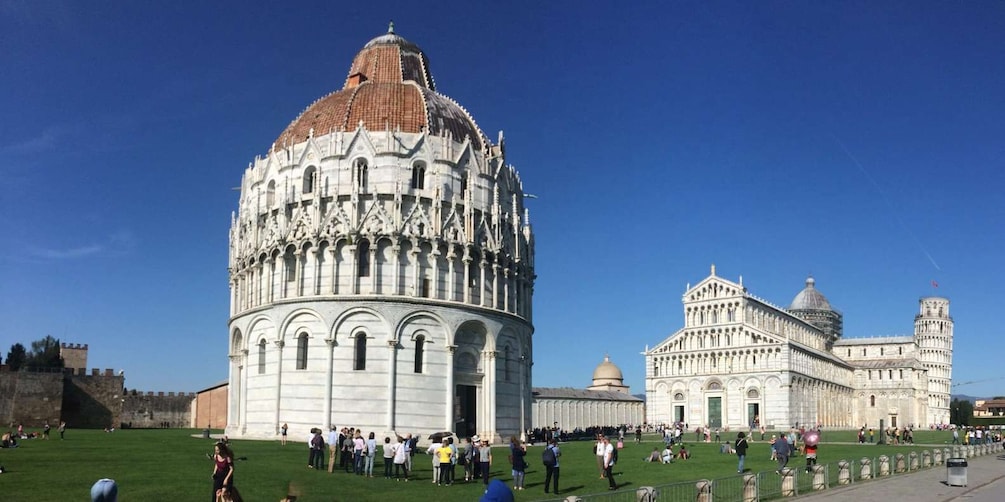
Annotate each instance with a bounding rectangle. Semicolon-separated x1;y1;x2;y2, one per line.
915;297;952;425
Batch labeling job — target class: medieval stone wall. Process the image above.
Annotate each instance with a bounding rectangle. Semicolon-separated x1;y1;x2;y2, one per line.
122;390;195;428
0;369;64;427
62;369;124;429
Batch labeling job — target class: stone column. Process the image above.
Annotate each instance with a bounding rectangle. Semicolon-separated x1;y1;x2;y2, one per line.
311;247;321;295
348;244;359;295
228;354;242;431
429;244;440;300
486;350;497;440
447;250;456;301
695;480;712;502
265;256;275;303
780;468;796;497
387;339;398;430
859;457;872;480
445;345;456;431
462;254;472;304
367;244;377;295
878;455;890;476
837;460;851;485
273;339;285;434
742;474;757;502
323;338;336;430
491;261;500;309
239;349;249;433
812;464;826;490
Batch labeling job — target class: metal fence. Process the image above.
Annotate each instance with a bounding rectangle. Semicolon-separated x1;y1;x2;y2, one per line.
537;442;1002;502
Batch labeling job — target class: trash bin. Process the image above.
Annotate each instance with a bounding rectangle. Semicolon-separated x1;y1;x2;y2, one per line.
202;428;211;439
946;457;967;487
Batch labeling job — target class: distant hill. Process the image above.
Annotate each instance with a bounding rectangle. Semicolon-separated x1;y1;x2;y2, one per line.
633;393;646;401
951;394;983;404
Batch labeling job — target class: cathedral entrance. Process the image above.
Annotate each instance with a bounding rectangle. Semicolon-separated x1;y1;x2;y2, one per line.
747;403;760;429
707;397;722;428
674;405;685;423
455;384;477;438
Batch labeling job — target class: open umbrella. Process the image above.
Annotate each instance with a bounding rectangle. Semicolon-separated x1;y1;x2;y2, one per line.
428;431;454;442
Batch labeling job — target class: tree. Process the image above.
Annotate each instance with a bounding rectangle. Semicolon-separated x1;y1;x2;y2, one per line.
950;398;974;426
6;343;27;370
25;335;63;369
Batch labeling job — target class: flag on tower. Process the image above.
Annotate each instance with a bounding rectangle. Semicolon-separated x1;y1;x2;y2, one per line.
931;280;939;288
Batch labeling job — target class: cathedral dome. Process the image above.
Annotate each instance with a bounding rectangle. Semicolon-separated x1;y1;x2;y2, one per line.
789;276;833;311
592;355;624;383
274;24;485;149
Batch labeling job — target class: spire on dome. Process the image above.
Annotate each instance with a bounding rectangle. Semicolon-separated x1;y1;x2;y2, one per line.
388;20;395;34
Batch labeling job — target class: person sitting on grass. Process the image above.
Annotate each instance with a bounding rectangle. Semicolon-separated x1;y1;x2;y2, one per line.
644;448;661;462
661;446;674;464
676;445;690;460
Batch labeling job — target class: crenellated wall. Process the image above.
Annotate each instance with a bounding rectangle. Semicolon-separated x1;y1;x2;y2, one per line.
62;369;125;429
122;390;196;428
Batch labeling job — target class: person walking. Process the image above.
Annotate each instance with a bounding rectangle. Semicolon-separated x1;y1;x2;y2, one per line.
58;421;66;440
211;442;236;502
603;437;618;490
280;423;288;445
543;438;561;495
735;432;749;473
774;434;791;473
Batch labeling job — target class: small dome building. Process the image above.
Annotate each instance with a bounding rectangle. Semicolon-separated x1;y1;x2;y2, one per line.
225;25;536;443
587;354;630;394
532;356;644;431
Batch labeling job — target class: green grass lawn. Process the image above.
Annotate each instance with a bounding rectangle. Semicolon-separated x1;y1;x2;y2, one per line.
0;428;960;501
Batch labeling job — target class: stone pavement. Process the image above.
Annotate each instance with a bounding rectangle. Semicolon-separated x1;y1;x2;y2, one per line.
796;452;1005;502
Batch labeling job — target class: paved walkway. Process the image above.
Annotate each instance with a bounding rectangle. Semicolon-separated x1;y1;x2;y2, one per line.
796;453;1005;502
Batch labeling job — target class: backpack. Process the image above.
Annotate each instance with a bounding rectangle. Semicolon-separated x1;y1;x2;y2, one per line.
542;445;557;467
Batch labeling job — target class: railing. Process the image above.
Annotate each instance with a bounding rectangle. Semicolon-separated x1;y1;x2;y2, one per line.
537;442;1003;502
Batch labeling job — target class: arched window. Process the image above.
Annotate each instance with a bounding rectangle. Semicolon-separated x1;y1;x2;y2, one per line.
258;340;267;374
303;166;316;193
266;180;276;207
708;381;722;391
673;392;685;401
354;333;367;370
411;161;426;190
296;334;308;370
357;240;370;277
747;389;759;399
284;246;297;283
653;363;660;377
355;158;368;191
870;395;876;407
414;335;425;373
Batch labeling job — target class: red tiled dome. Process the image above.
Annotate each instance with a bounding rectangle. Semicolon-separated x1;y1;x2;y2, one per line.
275;26;484;149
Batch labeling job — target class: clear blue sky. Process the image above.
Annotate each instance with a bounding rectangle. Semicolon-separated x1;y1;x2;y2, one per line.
2;1;1003;399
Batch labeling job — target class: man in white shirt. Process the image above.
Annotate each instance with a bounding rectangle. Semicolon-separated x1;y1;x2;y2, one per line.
327;427;339;473
603;437;618;490
426;440;442;484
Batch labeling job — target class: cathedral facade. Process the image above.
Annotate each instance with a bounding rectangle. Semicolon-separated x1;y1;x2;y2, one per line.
225;26;535;442
645;266;952;430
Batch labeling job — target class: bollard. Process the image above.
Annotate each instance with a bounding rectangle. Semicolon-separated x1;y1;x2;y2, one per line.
860;457;872;480
922;450;931;468
878;455;890;477
894;453;906;473
563;497;583;502
837;460;851;485
695;480;712;502
780;468;796;497
636;486;657;502
742;474;757;502
944;448;952;463
909;451;918;471
966;445;974;458
812;464;826;490
952;446;961;458
933;448;942;465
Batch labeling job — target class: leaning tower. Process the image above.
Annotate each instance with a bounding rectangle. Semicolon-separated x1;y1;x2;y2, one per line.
915;297;953;425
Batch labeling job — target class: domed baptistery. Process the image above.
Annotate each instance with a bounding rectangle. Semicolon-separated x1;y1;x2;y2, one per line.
225;25;536;442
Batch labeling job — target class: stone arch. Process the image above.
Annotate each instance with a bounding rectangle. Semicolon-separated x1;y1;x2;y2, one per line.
278;308;326;343
331;307;390;345
231;328;244;354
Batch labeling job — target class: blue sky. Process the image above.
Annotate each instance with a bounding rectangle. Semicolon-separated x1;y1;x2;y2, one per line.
2;1;1003;400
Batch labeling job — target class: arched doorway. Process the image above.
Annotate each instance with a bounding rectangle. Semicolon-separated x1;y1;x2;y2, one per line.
453;321;487;438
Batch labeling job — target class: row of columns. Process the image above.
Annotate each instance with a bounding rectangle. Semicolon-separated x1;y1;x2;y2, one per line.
230;241;533;320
